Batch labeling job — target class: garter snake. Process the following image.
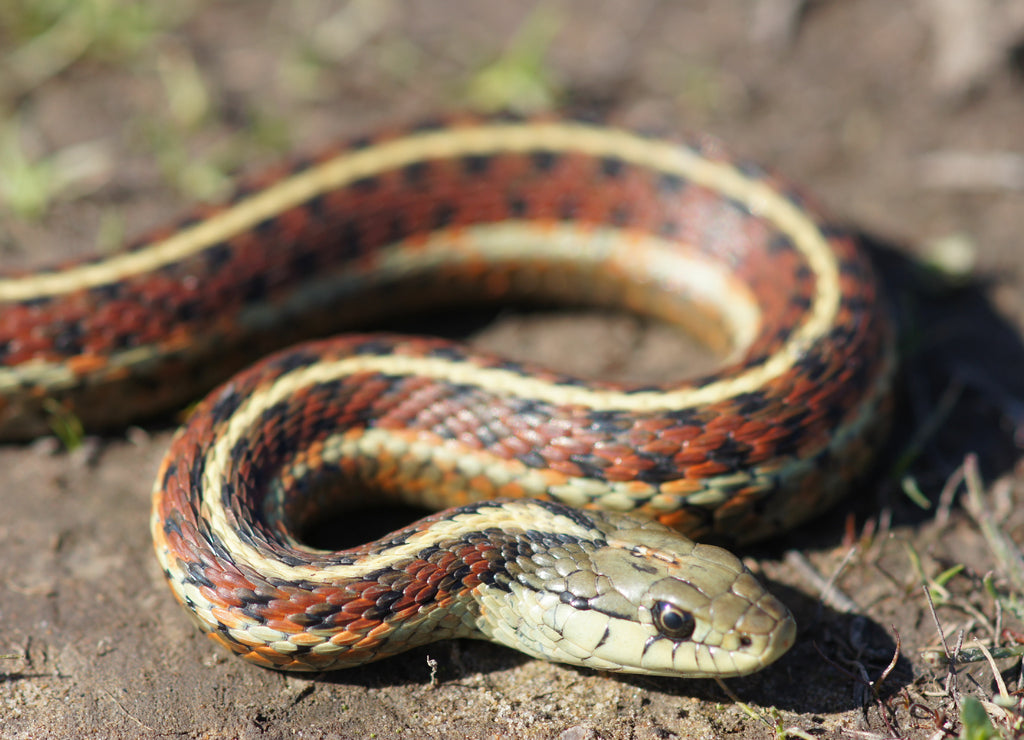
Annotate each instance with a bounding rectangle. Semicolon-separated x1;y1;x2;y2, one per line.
1;116;893;677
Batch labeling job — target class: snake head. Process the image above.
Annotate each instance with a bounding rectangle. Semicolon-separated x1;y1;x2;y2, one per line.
587;510;796;677
474;505;796;678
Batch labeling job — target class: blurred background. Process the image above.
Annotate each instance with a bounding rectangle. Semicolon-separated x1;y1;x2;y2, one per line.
1;2;1024;738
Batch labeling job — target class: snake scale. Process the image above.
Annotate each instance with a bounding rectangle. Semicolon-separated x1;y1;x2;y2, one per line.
0;115;894;677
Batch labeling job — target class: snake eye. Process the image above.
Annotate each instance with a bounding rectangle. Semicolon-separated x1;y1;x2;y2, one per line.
652;601;696;641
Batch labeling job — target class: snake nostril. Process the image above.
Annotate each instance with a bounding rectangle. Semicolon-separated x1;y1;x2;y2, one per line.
739;635;752;648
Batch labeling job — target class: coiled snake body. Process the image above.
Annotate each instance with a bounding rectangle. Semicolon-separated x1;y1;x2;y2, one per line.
0;117;893;677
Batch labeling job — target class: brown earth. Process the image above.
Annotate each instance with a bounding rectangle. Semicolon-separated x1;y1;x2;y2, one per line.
2;1;1024;738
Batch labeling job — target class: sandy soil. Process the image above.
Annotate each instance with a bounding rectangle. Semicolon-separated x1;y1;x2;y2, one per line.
2;1;1024;738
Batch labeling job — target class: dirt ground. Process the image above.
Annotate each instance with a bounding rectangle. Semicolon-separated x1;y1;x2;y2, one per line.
2;1;1024;738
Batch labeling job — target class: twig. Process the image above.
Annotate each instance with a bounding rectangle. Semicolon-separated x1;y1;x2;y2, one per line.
785;546;861;614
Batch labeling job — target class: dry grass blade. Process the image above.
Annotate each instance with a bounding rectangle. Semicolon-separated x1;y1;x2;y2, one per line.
962;456;1024;596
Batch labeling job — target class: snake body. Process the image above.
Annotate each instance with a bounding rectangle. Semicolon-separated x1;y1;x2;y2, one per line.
4;116;893;677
